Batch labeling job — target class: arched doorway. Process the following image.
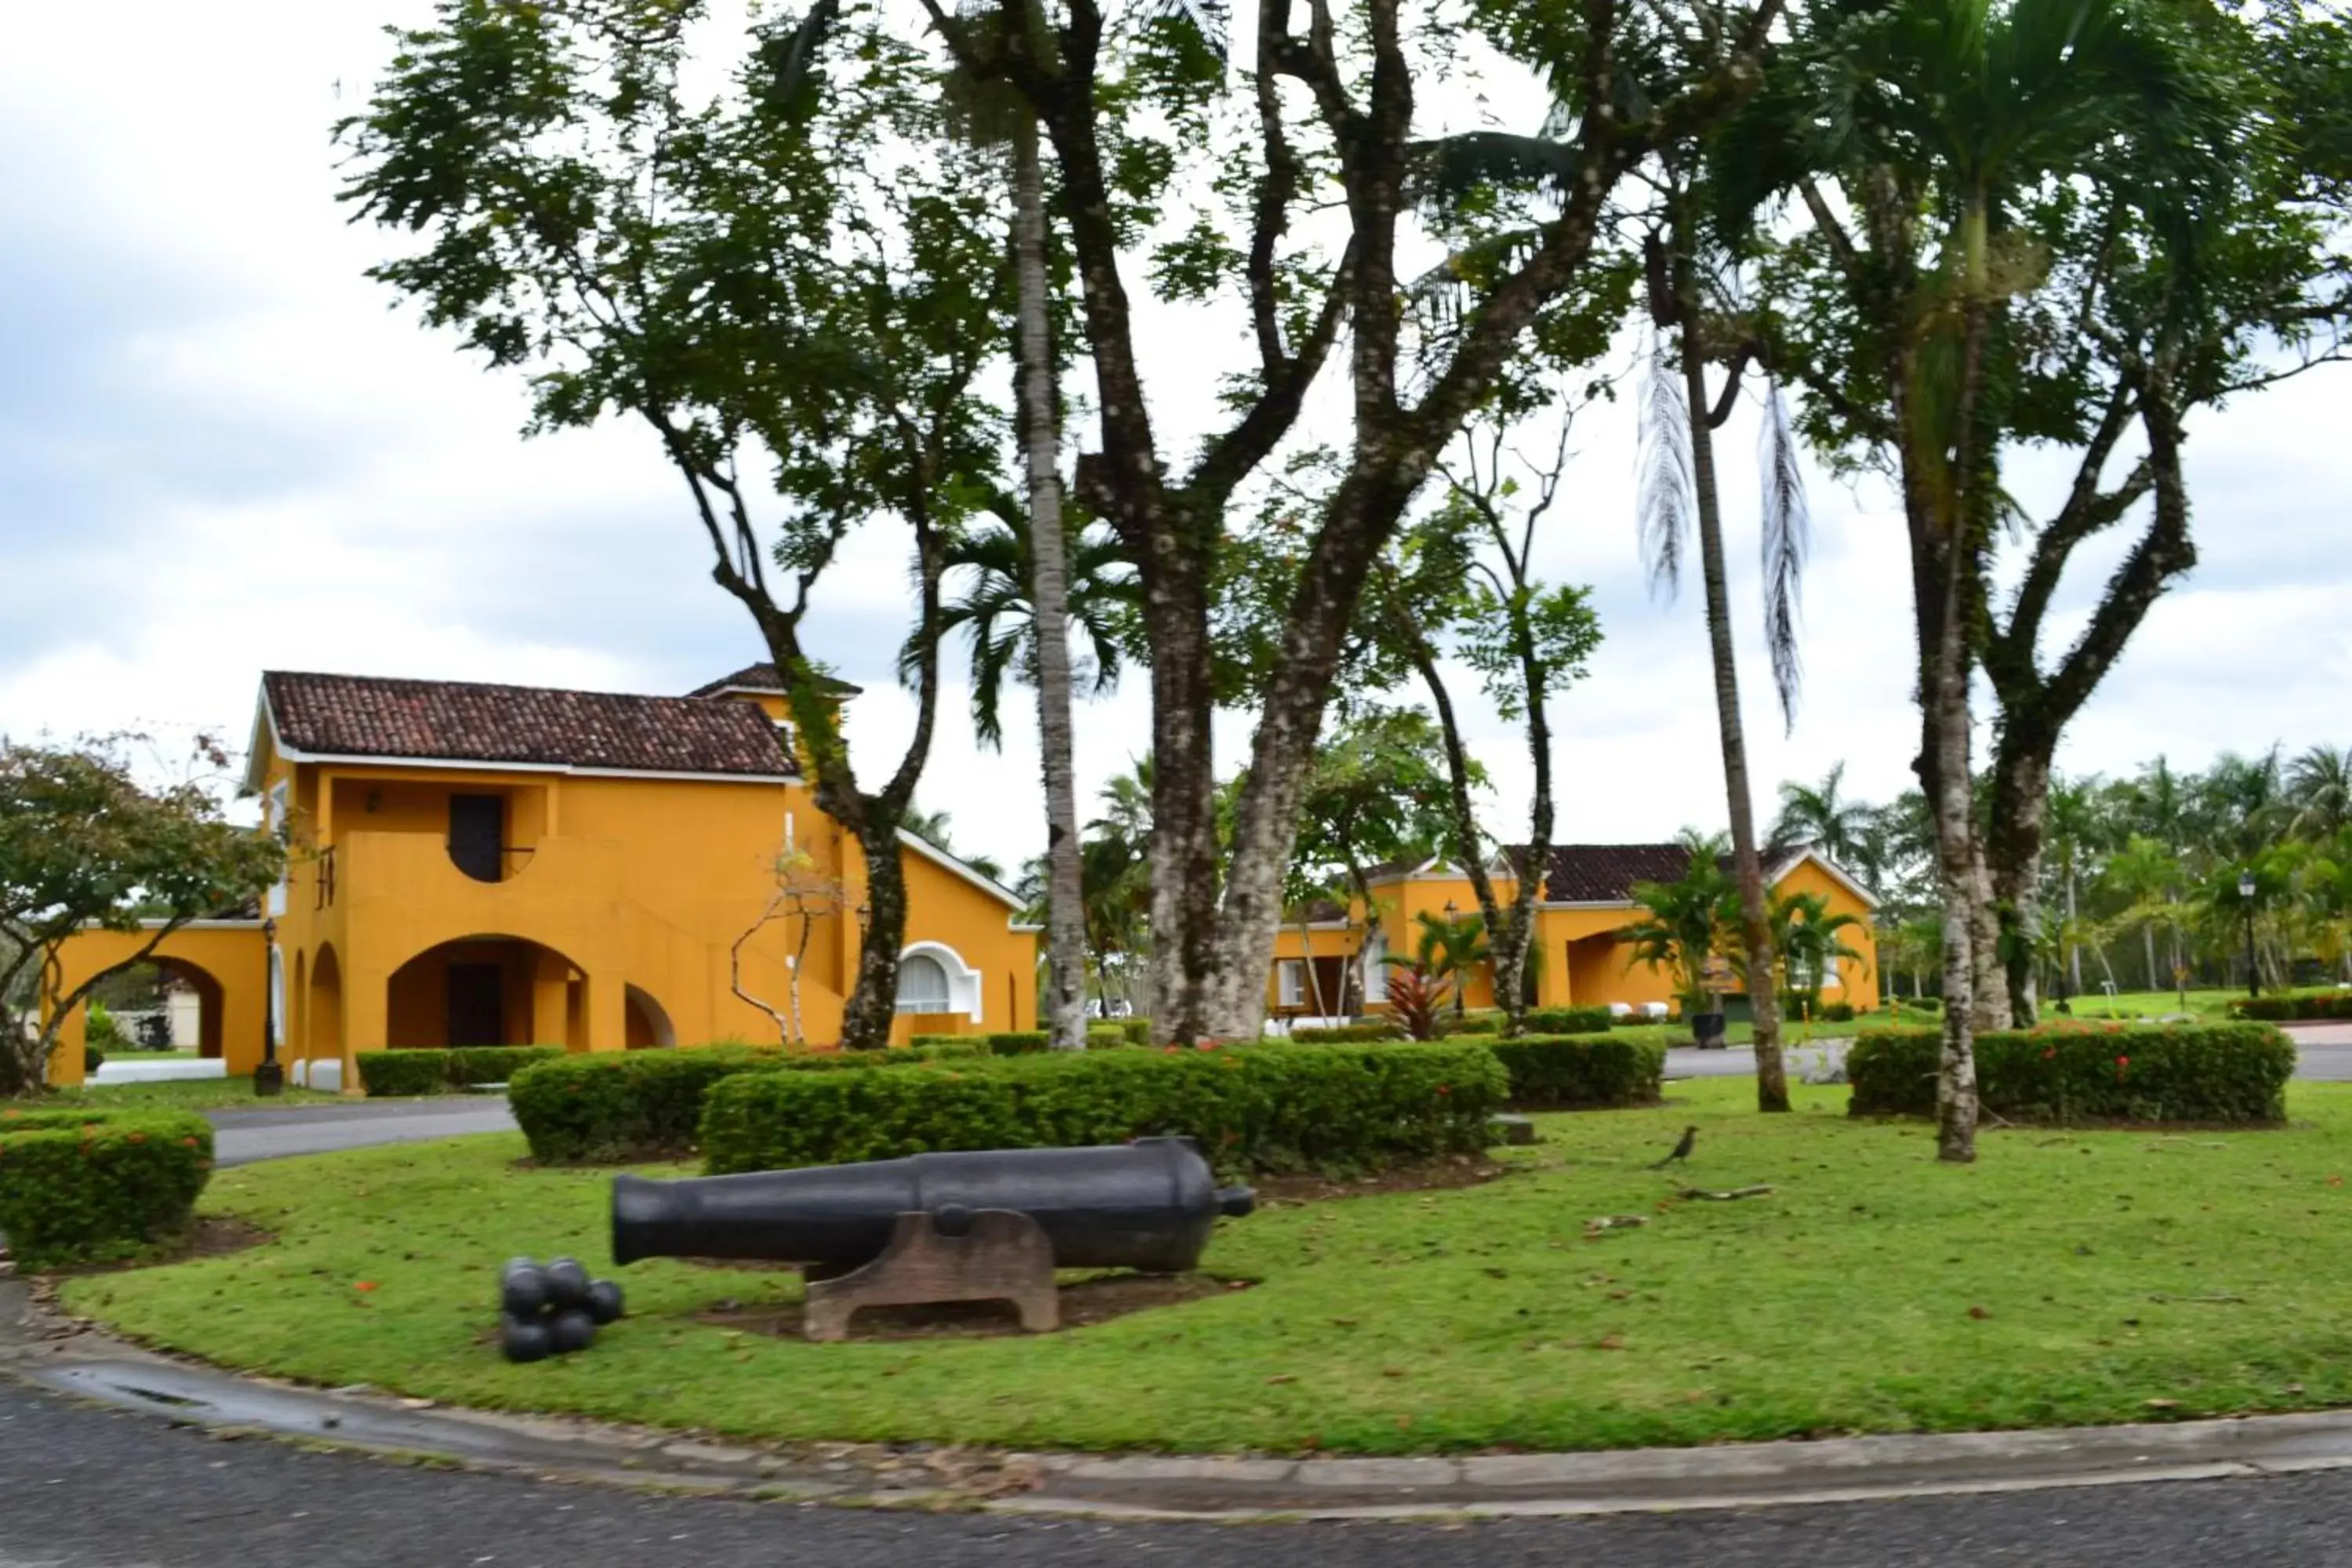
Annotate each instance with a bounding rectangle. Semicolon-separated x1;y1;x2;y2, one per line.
387;935;583;1048
308;945;344;1064
148;958;227;1059
624;985;676;1050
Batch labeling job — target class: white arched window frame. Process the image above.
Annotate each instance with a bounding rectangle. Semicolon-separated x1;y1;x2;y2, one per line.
895;942;982;1019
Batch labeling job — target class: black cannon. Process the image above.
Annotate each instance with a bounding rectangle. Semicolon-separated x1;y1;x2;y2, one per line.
612;1138;1255;1339
613;1136;1254;1272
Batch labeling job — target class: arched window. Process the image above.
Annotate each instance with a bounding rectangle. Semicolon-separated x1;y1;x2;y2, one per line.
896;953;953;1013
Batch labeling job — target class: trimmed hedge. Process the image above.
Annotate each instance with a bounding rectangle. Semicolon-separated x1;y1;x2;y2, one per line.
1817;1001;1857;1023
1530;1007;1617;1035
1434;1014;1501;1036
1846;1023;2294;1124
1486;1033;1667;1108
2230;991;2352;1022
1290;1022;1403;1044
356;1046;564;1098
0;1108;213;1269
913;1032;1134;1054
507;1044;984;1162
699;1040;1509;1178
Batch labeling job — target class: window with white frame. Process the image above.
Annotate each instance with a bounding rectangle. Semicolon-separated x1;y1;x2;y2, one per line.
896;953;953;1013
266;782;289;918
1363;926;1390;1000
1277;960;1305;1008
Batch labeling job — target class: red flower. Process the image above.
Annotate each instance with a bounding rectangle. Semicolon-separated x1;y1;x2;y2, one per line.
354;1281;378;1293
2116;1054;2130;1066
1164;1045;1181;1054
2043;1047;2056;1059
1436;1084;1451;1096
1196;1040;1217;1051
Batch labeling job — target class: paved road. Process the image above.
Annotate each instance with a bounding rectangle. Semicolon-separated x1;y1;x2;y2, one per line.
11;1381;2352;1567
1668;1022;2352;1083
205;1097;517;1167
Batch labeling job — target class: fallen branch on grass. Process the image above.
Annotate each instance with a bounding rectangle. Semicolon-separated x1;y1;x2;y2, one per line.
1676;1185;1777;1201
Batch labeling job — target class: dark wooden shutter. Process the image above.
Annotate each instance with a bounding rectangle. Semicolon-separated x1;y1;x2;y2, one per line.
448;794;505;883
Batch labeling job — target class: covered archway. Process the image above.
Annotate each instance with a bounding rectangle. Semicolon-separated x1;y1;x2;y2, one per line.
624;985;676;1049
386;935;586;1049
307;944;344;1064
148;957;227;1060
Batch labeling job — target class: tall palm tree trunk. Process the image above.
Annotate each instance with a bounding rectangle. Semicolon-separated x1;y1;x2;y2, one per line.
1670;201;1789;1114
1011;121;1087;1052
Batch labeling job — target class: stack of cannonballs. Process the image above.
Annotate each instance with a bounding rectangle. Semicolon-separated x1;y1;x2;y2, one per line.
499;1256;625;1363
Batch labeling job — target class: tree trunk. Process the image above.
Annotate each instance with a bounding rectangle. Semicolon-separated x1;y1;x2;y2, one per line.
1672;209;1788;1112
1398;613;1519;1030
1142;537;1222;1044
1984;744;2048;1029
2143;924;2158;993
842;818;911;1050
1011;123;1089;1054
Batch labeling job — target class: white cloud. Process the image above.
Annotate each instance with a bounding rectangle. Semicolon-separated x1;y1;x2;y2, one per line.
2;0;2347;880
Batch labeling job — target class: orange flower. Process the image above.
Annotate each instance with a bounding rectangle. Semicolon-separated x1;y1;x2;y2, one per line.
1436;1084;1451;1095
354;1281;378;1293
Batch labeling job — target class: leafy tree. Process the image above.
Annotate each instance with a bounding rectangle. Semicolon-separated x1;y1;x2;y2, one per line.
1770;764;1874;870
1724;0;2241;1159
2288;746;2352;840
1355;407;1602;1037
0;738;284;1096
901;807;1008;884
340;0;1011;1048
923;0;1786;1045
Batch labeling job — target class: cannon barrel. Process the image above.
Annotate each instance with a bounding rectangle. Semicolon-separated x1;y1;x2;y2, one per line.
612;1138;1256;1274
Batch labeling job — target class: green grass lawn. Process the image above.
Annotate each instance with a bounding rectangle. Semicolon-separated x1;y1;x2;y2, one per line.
60;1076;2352;1456
6;1078;352;1113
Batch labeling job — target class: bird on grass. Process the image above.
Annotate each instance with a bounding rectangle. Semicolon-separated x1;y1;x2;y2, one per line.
1650;1126;1698;1168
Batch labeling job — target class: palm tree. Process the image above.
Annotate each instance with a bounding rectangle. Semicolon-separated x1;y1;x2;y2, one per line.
2288;746;2352;840
2104;833;2184;991
1636;165;1809;1115
1622;848;1738;1018
919;509;1138;748
1411;909;1492;1021
1764;890;1869;1020
1770;764;1874;869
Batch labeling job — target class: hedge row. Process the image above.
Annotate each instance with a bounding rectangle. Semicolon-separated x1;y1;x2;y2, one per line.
1290;1022;1401;1044
1487;1033;1665;1108
2230;991;2352;1022
507;1042;983;1163
699;1040;1509;1178
0;1109;214;1269
1527;1006;1617;1035
1846;1023;2294;1124
356;1046;565;1098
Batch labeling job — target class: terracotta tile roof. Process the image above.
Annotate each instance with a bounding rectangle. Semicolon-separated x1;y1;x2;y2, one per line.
1522;843;1711;903
263;671;796;779
687;663;863;699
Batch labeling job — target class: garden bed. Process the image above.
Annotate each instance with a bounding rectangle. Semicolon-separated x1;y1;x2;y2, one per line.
53;1075;2352;1457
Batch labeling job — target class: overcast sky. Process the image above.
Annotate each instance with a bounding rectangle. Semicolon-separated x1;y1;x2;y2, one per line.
5;2;2347;874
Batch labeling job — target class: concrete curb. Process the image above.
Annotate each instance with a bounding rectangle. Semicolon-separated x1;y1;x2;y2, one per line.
9;1276;2350;1520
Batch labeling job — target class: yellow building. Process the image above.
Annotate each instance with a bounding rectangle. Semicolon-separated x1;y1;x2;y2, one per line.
45;665;1037;1088
1266;844;1880;1022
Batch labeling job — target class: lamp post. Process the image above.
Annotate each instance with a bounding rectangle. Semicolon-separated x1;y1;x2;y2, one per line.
255;916;285;1098
2239;869;2259;1000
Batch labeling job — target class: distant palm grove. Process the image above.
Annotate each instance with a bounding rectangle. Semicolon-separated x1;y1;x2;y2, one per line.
1769;750;2352;1001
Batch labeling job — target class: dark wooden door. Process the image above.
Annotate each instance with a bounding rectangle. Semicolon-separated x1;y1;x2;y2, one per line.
448;794;505;883
447;963;505;1047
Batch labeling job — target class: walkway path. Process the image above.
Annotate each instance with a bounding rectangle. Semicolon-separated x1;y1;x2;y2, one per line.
205;1096;517;1167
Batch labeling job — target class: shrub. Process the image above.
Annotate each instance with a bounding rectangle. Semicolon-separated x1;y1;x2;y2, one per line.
699;1040;1509;1178
1290;1022;1403;1044
1846;1022;2293;1124
0;1108;213;1269
85;1001;129;1054
1434;1014;1500;1036
355;1046;564;1097
1086;1023;1131;1048
1819;1001;1857;1023
2230;991;2352;1022
1120;1018;1152;1045
1485;1034;1666;1108
84;1045;107;1076
508;1044;979;1162
354;1050;450;1098
1518;1006;1615;1035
